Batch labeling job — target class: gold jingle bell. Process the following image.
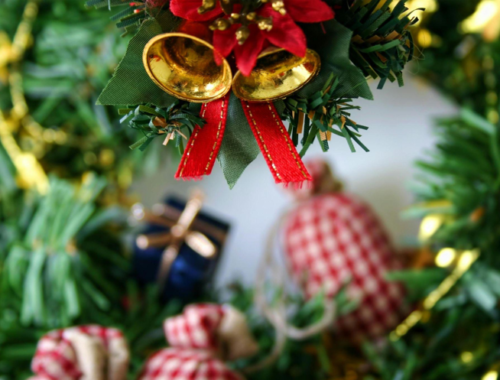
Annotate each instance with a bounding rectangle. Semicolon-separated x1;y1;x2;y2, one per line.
143;32;232;103
232;48;321;102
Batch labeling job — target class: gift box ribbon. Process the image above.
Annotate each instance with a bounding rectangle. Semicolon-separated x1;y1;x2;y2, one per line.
136;191;218;290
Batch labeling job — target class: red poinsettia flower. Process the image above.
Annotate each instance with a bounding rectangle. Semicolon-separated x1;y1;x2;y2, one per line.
170;0;335;76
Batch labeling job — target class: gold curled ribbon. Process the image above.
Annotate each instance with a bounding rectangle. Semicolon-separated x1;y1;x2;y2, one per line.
0;0;48;194
390;249;480;341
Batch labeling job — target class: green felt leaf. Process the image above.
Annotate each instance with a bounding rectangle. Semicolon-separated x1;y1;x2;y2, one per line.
155;8;182;33
97;18;177;107
274;99;286;116
217;93;259;189
300;20;373;100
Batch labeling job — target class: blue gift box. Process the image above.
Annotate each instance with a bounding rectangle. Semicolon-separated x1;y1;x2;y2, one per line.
133;196;230;302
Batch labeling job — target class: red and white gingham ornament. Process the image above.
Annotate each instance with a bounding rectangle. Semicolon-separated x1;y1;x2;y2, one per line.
29;325;129;380
138;304;258;380
139;349;242;380
283;159;406;342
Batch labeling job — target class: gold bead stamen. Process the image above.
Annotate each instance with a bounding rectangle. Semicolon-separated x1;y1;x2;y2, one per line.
203;0;280;45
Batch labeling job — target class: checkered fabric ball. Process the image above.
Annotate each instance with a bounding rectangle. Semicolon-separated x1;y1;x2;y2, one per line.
138;349;243;380
29;325;128;380
283;193;405;342
138;304;255;380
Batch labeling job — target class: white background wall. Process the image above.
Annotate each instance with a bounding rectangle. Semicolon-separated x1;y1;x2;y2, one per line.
132;75;456;286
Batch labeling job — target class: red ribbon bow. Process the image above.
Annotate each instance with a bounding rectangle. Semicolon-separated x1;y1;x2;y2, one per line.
175;95;312;186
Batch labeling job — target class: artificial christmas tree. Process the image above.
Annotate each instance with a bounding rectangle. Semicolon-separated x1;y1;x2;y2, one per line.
0;1;181;378
362;1;500;378
8;0;500;379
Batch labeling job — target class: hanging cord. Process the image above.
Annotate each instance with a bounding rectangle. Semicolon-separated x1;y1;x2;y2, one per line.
243;212;336;374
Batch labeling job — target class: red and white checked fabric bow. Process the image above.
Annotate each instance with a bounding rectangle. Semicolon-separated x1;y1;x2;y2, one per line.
28;325;129;380
138;304;258;380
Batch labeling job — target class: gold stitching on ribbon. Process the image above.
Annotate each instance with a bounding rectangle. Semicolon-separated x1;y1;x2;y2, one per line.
244;102;282;181
203;97;226;175
178;104;207;177
266;103;309;180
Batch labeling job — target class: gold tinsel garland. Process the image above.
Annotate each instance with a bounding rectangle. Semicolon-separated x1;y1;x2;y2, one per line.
0;0;48;193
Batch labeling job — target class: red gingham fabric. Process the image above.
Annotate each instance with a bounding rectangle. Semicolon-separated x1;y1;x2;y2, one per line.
139;304;243;380
138;349;242;380
283;193;406;342
164;304;224;351
29;325;125;380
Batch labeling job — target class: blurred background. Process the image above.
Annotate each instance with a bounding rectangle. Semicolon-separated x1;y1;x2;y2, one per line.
133;77;455;286
2;0;500;379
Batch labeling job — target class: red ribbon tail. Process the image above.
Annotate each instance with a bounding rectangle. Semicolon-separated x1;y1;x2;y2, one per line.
241;101;312;186
175;95;230;180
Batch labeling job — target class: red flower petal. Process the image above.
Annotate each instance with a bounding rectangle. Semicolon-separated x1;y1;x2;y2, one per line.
260;7;306;57
213;24;239;65
285;0;335;23
170;0;223;21
234;25;266;76
178;21;213;41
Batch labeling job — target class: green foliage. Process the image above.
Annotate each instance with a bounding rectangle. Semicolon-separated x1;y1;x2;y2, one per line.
281;74;369;156
0;0;164;185
0;177;184;379
0;278;183;380
416;0;497;116
120;101;204;153
86;0;148;35
0;1;457;378
0;2;181;378
359;1;500;378
1;176;126;328
217;93;261;189
220;282;358;380
107;285;183;377
301;19;374;100
366;111;500;379
96;16;180;107
337;0;419;89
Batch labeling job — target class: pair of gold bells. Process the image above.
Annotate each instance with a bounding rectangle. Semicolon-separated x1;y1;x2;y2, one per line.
143;32;321;103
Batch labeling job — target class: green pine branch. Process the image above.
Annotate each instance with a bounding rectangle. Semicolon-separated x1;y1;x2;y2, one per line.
279;74;369;155
120;101;204;154
338;0;420;89
367;110;500;380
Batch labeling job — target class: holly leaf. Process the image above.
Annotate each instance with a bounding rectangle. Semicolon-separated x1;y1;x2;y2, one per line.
300;20;373;100
97;18;177;107
217;94;259;189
